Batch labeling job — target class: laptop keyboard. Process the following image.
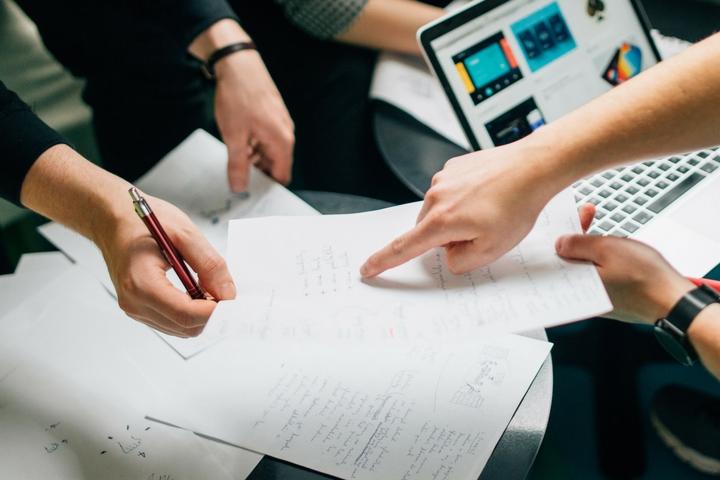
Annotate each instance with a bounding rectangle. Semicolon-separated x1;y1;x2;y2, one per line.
573;147;720;237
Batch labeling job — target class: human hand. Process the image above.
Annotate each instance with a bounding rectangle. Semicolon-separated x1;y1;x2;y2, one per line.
96;194;236;337
556;206;694;324
214;51;294;192
361;141;565;277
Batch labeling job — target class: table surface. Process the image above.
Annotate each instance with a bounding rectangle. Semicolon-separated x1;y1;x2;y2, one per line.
372;101;555;479
246;190;553;480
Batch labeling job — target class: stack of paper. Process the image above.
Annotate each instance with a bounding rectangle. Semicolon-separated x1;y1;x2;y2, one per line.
8;129;611;480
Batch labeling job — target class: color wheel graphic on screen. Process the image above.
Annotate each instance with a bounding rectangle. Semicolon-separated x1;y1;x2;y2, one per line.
603;43;642;86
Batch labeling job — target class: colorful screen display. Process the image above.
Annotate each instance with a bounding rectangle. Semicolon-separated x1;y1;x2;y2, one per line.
452;32;523;105
511;2;577;72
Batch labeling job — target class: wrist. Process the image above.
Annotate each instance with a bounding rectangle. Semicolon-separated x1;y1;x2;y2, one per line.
688;302;720;349
213;48;260;80
654;277;698;323
510;131;578;204
88;184;144;255
189;19;251;62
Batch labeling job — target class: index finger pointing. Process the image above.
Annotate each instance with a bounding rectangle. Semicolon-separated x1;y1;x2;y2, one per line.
360;219;448;278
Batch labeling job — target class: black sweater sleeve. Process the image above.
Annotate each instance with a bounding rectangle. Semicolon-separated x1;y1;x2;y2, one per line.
0;81;68;206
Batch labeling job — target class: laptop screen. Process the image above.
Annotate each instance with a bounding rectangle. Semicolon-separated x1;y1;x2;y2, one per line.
429;0;659;149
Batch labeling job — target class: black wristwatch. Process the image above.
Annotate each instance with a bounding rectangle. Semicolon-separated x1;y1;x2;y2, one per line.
654;283;719;366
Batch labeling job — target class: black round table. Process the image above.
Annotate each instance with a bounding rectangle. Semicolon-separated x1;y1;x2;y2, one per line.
247;190;553;480
373;101;470;198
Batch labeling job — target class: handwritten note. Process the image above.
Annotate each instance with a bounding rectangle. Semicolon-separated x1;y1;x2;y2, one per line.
224;189;611;335
147;333;552;480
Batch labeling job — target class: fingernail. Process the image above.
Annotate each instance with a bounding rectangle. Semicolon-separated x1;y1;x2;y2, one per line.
218;282;237;300
360;263;370;278
555;236;567;253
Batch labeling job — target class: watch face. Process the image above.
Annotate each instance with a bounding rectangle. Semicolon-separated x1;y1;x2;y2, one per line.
654;326;694;366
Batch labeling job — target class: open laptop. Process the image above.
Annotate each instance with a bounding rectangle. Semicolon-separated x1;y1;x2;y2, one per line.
418;0;720;276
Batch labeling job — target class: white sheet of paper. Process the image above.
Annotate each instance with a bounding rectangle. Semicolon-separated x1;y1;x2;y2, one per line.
370;52;470;150
147;333;551;480
652;30;691;59
224;189;611;334
14;251;72;276
0;267;263;480
39;129;317;359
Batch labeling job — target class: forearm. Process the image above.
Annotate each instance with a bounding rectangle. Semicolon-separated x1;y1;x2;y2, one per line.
526;33;720;192
336;0;442;55
689;304;720;379
20;145;131;248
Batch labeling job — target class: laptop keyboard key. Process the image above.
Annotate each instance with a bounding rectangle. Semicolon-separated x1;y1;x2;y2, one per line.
634;211;652;224
610;182;623;190
622;222;640;234
678;166;690;173
621;174;634;182
634;196;649;206
602;171;614;180
646;189;659;198
604;202;619;211
699;151;709;159
579;186;593;195
591;178;604;188
631;166;645;174
599;189;612;198
647;172;705;214
656;181;669;189
667;173;679;181
688;158;699;166
637;178;650;187
626;186;639;195
610;213;626;223
659;163;671;171
701;162;717;173
622;204;637;214
669;156;681;163
615;194;629;203
648;171;660;179
598;221;614;232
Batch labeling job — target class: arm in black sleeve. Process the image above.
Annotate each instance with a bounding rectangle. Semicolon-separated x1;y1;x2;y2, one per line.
0;81;68;206
130;0;239;52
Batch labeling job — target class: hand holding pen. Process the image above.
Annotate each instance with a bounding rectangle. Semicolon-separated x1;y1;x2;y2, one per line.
94;188;236;337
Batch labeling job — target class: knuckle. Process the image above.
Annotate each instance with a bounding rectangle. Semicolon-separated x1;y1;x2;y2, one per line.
424;187;441;204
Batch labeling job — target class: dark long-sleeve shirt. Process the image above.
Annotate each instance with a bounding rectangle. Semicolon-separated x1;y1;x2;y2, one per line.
0;81;67;205
1;1;238;204
14;1;237;109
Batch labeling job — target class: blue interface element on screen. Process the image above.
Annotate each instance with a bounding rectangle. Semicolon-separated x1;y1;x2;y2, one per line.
465;43;511;87
511;2;576;72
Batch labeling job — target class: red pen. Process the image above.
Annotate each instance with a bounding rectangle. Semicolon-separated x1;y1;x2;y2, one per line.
688;277;720;292
129;187;205;300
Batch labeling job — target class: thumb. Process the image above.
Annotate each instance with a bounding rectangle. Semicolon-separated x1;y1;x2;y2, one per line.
555;234;606;264
174;227;236;301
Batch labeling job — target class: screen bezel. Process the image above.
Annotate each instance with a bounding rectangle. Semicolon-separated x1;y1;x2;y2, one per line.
418;0;662;151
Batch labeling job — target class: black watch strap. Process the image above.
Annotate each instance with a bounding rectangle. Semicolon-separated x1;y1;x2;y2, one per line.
201;41;256;80
654;284;720;365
